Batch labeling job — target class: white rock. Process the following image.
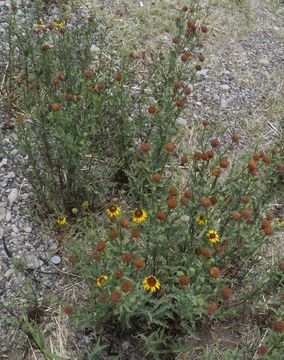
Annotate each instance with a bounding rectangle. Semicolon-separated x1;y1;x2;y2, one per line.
8;188;19;205
197;69;209;77
220;84;230;90
24;226;32;233
6;210;11;222
5;269;14;278
0;207;5;221
220;97;227;109
0;158;7;167
25;254;40;269
259;57;269;66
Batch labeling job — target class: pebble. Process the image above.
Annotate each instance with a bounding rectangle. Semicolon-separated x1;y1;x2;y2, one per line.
4;268;14;278
220;84;230;90
8;188;19;205
5;210;11;222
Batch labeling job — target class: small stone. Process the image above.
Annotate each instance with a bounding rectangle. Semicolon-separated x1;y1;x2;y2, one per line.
6;210;11;222
259;57;269;66
220;97;227;109
0;207;5;221
51;255;61;265
7;171;15;178
220;84;230;90
24;226;32;233
197;69;209;77
5;268;14;278
8;188;19;205
26;254;40;269
11;224;18;233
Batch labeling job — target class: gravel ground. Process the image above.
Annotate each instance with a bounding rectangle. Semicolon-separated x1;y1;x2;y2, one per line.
0;0;283;359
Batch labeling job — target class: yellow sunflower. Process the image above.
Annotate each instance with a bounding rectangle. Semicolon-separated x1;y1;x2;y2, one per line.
54;21;64;27
195;215;208;225
106;205;121;218
57;216;67;225
143;276;160;293
133;209;147;223
207;229;220;244
96;275;108;287
37;19;44;28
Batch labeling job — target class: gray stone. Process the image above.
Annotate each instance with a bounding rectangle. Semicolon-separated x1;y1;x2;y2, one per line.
220;84;230;90
5;210;11;222
220;97;227;109
4;268;15;278
0;207;5;221
197;69;209;77
25;254;40;269
8;188;19;205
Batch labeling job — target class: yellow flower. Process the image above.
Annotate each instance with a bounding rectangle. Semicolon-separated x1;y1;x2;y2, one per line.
57;216;67;225
143;276;160;293
275;217;284;228
54;21;64;27
195;215;208;225
37;19;44;27
106;205;121;218
133;209;147;223
96;275;108;287
82;200;89;210
207;229;220;244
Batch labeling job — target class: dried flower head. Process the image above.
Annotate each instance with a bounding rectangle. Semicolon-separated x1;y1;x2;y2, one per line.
119;217;129;228
152;173;161;183
219;159;230;168
212;167;222;177
221;287;233;299
110;291;121;304
120;279;133;293
242;196;250;204
200;196;211;208
179;275;190;286
195;247;203;256
208;303;217;315
114;268;123;278
134;259;145;270
176;99;186;108
64;305;74;315
90;250;101;261
148;106;157;114
109;229;118;240
211;139;220;148
140;143;151;153
121;252;133;263
180;154;188;165
256;346;268;355
241;208;252;220
51;103;62;111
184;191;193;198
202;247;212;257
156;211;166;221
169;186;178;197
132;230;140;238
180;196;189;206
230;211;241;221
272;320;284;333
165;143;175;153
199;54;205;62
167;197;177;209
96;240;106;251
209;267;220;279
84;69;93;78
115;73;122;81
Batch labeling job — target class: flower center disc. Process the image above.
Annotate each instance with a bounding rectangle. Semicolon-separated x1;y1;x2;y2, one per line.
147;277;156;286
135;209;143;218
110;205;117;212
210;233;216;239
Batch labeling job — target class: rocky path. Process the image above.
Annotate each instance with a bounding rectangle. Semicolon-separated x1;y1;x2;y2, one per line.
0;0;283;358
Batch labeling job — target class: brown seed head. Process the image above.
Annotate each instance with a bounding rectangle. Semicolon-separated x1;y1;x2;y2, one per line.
262;155;271;164
195;64;202;71
96;240;106;251
208;303;217;314
211;139;220;148
90;250;101;260
195;247;203;256
51;103;62;112
194;151;202;160
253;152;261;161
201;25;208;33
230;211;241;221
276;164;284;171
109;229;118;240
165;143;175;153
212;167;222;177
182;5;188;11
169;186;178;197
221;287;233;299
201;152;209;161
187;19;196;30
156;211;166;221
96;82;105;91
207;150;215;159
119;217;129;228
41;43;50;52
152;173;161;183
172;36;180;44
219;159;230;168
64;305;74;315
273;320;284;333
148;105;157;114
210;197;217;206
184;191;193;198
202;247;212;257
248;159;257;171
59;27;66;34
120;279;133;293
110;291;121;303
279;262;284;272
241;208;252;220
115;73;122;81
184;87;192;95
121;252;133;263
199;54;205;62
256;346;268;355
132;230;140;238
179;275;190;286
140;143;151;153
84;69;93;78
66;94;74;102
242;196;250;204
209;267;220;279
175;81;182;90
202;119;210;126
231;134;240;143
167;197;177;209
264;226;273;236
176;99;186;108
180;196;189;206
271;148;277;155
98;293;109;304
180;154;188;165
114;268;123;278
134;259;145;270
180;54;188;62
200;196;211;208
